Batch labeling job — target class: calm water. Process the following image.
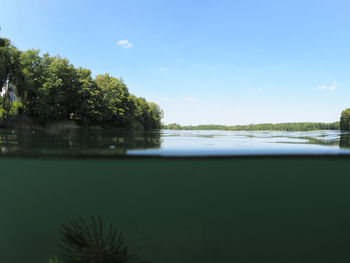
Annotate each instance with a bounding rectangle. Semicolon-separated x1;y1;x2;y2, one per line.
0;128;350;156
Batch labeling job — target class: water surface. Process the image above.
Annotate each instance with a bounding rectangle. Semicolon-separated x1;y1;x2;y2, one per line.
0;128;350;157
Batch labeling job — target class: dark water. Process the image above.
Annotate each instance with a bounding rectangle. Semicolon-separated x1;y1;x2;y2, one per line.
0;128;350;157
2;157;350;263
1;128;350;263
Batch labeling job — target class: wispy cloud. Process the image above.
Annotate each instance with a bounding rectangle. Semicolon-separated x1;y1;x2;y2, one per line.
255;88;264;93
185;97;196;102
158;67;167;72
317;83;337;91
117;40;133;48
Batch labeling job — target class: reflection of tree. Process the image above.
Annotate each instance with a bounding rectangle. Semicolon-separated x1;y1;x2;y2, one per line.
0;129;18;153
0;128;162;157
300;137;339;147
339;133;350;148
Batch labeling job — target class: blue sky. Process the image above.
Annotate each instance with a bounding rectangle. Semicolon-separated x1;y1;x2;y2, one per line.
1;0;350;125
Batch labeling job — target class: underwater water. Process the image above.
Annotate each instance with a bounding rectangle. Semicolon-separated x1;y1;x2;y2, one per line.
1;128;350;263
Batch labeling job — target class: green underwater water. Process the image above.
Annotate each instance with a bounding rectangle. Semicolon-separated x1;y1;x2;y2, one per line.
1;157;350;263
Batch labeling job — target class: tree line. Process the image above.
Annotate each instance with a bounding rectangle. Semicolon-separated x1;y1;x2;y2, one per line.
163;122;341;131
164;109;350;132
0;35;163;129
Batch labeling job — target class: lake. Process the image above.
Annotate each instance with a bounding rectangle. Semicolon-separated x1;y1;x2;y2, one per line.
1;128;350;263
0;128;350;157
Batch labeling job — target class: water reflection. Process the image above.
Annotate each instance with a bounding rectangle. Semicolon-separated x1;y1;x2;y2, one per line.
339;133;350;148
1;128;350;156
0;128;162;157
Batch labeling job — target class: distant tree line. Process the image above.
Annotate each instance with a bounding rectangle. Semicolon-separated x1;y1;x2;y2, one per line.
0;35;163;129
163;122;341;131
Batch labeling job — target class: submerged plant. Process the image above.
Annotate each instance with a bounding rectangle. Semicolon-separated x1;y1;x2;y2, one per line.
58;216;149;263
48;257;64;263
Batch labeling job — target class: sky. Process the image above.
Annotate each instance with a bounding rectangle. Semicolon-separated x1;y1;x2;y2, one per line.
1;0;350;125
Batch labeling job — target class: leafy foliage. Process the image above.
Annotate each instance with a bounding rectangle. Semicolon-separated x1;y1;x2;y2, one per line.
340;109;350;130
0;37;21;118
130;96;163;129
58;217;149;263
95;74;131;125
0;35;163;129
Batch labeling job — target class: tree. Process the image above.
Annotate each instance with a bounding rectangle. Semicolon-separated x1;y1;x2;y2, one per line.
15;50;50;121
1;34;164;128
129;96;163;129
95;74;131;126
75;67;102;124
17;52;88;124
43;56;82;121
340;109;350;130
148;102;163;129
0;37;21;118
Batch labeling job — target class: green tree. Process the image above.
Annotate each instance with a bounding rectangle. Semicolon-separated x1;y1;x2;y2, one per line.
0;37;21;118
75;67;102;124
1;34;164;128
43;56;82;121
17;52;88;124
148;102;163;129
95;74;131;126
15;50;50;121
129;96;163;129
340;109;350;130
17;51;105;125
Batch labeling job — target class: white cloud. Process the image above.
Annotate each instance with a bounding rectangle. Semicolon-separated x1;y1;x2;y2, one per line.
158;67;167;72
117;40;133;48
255;88;264;93
317;83;337;91
185;97;196;102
